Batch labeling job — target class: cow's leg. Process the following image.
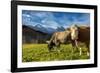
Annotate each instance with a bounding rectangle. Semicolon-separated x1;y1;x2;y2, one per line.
79;47;82;56
55;42;61;52
75;40;82;56
74;40;82;56
87;51;89;57
54;39;60;51
75;40;79;51
57;45;61;53
72;40;78;52
71;40;76;60
86;42;90;57
72;41;81;56
71;40;75;54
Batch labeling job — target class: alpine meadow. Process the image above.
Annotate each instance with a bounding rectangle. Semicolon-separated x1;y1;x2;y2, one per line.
22;10;90;62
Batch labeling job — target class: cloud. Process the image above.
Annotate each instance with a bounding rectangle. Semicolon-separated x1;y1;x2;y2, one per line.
22;10;90;29
41;18;59;29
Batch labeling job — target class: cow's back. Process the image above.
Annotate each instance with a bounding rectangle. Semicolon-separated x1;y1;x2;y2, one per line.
55;31;70;43
78;27;90;42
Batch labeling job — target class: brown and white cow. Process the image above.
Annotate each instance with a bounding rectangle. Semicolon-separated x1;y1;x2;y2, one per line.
70;25;90;56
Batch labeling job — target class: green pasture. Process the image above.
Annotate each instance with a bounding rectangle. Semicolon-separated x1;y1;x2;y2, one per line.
22;44;89;62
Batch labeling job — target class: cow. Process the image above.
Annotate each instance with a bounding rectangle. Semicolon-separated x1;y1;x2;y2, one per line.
46;29;71;51
47;25;90;56
70;25;90;56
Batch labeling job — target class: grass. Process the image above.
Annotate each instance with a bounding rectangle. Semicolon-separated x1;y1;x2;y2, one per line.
22;44;90;62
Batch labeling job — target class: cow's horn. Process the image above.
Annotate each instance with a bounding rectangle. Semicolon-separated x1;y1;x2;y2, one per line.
46;41;50;44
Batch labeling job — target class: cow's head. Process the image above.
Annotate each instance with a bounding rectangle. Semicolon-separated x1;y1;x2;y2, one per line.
46;41;54;51
70;25;79;40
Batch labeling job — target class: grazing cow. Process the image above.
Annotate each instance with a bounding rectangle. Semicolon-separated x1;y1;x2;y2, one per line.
46;29;71;51
47;25;90;56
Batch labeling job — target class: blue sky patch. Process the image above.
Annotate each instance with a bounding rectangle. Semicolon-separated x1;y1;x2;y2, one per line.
22;10;90;29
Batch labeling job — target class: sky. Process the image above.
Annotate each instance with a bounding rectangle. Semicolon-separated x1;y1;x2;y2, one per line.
22;10;90;29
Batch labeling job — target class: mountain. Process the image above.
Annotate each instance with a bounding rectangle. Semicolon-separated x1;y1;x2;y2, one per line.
33;24;47;33
46;27;56;34
23;24;65;34
34;24;58;34
56;26;65;31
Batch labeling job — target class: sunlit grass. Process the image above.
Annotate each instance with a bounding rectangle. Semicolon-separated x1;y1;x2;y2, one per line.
22;44;89;62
